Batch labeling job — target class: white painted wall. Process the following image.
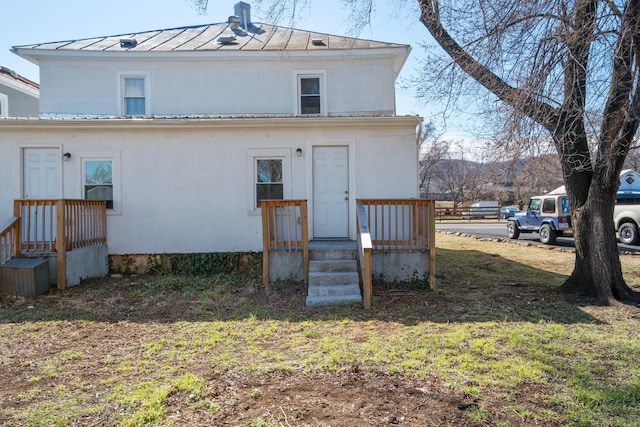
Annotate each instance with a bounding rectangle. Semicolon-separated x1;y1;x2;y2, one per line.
37;54;400;117
0;117;419;254
0;77;39;117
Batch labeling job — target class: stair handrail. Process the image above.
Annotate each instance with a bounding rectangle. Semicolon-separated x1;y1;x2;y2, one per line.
356;203;373;309
0;216;21;265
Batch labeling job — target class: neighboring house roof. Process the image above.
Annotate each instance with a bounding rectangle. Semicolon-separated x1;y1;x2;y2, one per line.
0;65;39;95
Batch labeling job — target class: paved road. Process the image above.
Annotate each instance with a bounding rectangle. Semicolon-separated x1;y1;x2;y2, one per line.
435;221;640;253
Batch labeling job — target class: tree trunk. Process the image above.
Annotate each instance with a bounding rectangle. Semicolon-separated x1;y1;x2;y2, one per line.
561;186;640;304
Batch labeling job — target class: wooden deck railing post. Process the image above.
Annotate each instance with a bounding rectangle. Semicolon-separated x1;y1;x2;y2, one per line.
363;248;372;309
428;200;437;290
56;199;66;290
300;201;309;285
262;203;271;288
356;203;373;309
13;200;22;259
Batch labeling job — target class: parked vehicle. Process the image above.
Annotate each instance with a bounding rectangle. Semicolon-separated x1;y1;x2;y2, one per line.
500;206;520;219
462;200;499;218
613;169;640;245
507;193;571;245
508;170;640;245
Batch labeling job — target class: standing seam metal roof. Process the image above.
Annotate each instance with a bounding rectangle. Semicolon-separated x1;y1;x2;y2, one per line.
12;22;408;53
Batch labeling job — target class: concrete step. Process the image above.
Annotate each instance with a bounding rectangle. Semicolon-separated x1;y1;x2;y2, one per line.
309;271;359;286
309;259;357;273
309;249;357;261
307;283;361;297
306;294;363;307
305;247;361;307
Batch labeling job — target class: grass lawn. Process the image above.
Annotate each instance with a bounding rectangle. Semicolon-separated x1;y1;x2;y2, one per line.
1;232;639;426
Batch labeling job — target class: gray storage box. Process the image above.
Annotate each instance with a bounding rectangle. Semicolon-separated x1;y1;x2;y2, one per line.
0;258;50;297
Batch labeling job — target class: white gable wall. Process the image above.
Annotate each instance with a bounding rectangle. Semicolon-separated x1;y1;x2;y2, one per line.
0;117;419;254
37;53;400;117
0;75;39;117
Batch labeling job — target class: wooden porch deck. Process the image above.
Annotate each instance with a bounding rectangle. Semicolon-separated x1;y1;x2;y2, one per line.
262;199;436;309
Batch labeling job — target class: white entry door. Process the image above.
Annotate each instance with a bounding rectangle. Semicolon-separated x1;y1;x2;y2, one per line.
313;146;349;238
22;148;62;243
23;148;62;199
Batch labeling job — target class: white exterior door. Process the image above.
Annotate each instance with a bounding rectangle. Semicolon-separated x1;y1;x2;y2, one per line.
313;146;349;238
23;148;62;199
22;148;62;243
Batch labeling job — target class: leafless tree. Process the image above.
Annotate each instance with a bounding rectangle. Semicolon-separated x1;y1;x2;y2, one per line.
190;0;640;303
418;1;640;304
419;122;449;197
624;146;640;170
425;141;487;206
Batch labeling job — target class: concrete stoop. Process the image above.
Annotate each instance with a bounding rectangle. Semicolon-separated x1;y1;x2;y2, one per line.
305;248;362;306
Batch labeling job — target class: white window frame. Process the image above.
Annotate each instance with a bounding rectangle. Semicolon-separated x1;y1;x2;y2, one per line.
246;148;291;215
293;70;327;116
0;93;8;117
117;71;150;117
76;151;122;215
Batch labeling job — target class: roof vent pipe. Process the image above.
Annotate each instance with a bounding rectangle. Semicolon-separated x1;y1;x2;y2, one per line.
234;2;251;29
120;38;137;48
228;15;240;30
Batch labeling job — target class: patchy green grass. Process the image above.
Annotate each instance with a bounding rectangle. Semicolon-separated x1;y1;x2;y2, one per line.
1;233;640;426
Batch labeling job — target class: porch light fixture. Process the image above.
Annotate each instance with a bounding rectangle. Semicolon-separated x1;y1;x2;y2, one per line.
63;152;71;160
296;148;302;157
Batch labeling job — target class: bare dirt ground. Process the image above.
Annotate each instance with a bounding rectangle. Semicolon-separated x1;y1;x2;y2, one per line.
0;276;562;427
2;234;638;426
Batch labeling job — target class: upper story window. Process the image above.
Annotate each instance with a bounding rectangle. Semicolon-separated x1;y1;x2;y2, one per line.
118;72;150;117
124;77;145;116
295;71;327;116
300;77;320;114
0;93;7;117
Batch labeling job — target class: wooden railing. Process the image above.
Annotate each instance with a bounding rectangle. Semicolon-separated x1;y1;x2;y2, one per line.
15;199;107;252
355;204;373;309
7;199;107;289
261;200;309;288
357;199;436;290
0;217;21;264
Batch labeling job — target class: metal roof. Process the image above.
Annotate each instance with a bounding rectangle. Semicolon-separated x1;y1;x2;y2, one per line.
0;65;39;90
12;22;407;53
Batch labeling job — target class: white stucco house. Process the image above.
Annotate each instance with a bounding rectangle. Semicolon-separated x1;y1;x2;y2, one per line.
0;3;432;302
0;65;39;118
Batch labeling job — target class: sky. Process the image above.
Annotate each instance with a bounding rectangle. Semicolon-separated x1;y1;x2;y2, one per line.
0;0;475;140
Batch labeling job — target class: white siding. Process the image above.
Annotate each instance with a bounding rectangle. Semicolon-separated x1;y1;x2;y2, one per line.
37;55;398;117
0;118;419;254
